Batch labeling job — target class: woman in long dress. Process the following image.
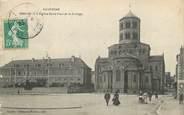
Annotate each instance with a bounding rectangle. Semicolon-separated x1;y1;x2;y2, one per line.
112;90;120;106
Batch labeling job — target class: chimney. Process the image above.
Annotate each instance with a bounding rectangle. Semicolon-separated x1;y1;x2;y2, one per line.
71;56;75;63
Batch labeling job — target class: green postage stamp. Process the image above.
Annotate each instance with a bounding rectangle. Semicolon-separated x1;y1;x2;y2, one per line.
3;19;28;48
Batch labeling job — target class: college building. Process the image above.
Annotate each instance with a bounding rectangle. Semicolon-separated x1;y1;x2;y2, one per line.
0;56;92;91
95;11;165;94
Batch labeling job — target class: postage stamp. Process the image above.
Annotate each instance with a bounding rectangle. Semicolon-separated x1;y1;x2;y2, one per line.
8;2;44;39
3;19;28;48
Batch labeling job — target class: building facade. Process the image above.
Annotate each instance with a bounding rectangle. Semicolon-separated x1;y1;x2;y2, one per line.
95;11;165;94
0;56;92;90
176;47;184;94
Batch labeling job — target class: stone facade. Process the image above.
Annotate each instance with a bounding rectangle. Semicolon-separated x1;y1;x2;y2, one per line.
176;47;184;94
0;56;92;89
95;11;165;94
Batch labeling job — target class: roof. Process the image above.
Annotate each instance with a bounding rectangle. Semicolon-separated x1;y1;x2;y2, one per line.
149;55;164;61
1;56;91;69
96;57;109;63
125;10;138;18
120;10;140;21
108;42;150;50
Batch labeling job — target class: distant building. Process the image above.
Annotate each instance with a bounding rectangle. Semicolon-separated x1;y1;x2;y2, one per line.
0;56;92;91
95;11;165;94
165;72;171;87
176;46;184;94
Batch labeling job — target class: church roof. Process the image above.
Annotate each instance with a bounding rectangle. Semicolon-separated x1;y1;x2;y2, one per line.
149;55;164;61
120;10;140;21
125;10;138;18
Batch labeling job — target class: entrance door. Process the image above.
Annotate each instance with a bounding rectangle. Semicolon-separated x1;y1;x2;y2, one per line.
124;70;128;93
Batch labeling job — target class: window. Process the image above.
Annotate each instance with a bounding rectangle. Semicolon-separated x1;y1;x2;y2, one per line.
132;21;137;28
16;64;20;67
126;21;130;28
150;66;152;71
132;32;138;39
145;76;149;82
120;34;123;40
120;23;123;30
100;76;102;82
116;70;121;81
125;32;130;39
18;71;21;76
38;64;41;67
133;75;136;82
104;75;106;82
155;66;158;71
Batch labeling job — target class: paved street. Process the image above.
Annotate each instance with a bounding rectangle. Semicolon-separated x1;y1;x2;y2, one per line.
0;94;182;115
158;96;184;115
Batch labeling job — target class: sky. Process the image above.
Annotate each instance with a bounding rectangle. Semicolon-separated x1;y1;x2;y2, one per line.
0;0;184;75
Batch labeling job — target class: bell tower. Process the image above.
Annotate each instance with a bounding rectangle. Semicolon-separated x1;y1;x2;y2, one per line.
119;11;140;44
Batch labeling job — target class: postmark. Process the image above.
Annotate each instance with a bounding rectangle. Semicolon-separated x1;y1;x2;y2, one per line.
4;19;28;48
8;2;44;39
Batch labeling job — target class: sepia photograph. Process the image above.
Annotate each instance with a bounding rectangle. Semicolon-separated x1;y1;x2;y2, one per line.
0;0;184;115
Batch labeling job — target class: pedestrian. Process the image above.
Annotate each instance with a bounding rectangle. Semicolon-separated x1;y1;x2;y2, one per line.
148;91;152;102
17;89;20;95
104;90;111;106
112;90;120;106
143;92;148;104
155;92;158;99
179;93;184;104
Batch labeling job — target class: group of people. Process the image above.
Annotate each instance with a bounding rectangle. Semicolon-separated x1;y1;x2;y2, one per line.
138;91;158;104
104;90;120;106
104;90;159;106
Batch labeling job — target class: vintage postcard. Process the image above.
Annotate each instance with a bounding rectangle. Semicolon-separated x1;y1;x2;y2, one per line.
0;0;184;115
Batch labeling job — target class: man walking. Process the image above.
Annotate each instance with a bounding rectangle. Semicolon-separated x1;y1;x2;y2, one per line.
179;93;184;104
104;90;111;106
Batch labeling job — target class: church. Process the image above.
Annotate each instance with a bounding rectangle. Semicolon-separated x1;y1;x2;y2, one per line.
95;11;165;94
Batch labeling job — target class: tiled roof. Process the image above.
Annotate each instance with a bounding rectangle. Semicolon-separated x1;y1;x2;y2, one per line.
1;57;91;69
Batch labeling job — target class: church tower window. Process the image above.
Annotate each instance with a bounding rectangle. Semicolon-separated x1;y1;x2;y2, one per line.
120;23;123;30
133;32;138;39
132;21;137;28
126;21;131;28
125;32;130;39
